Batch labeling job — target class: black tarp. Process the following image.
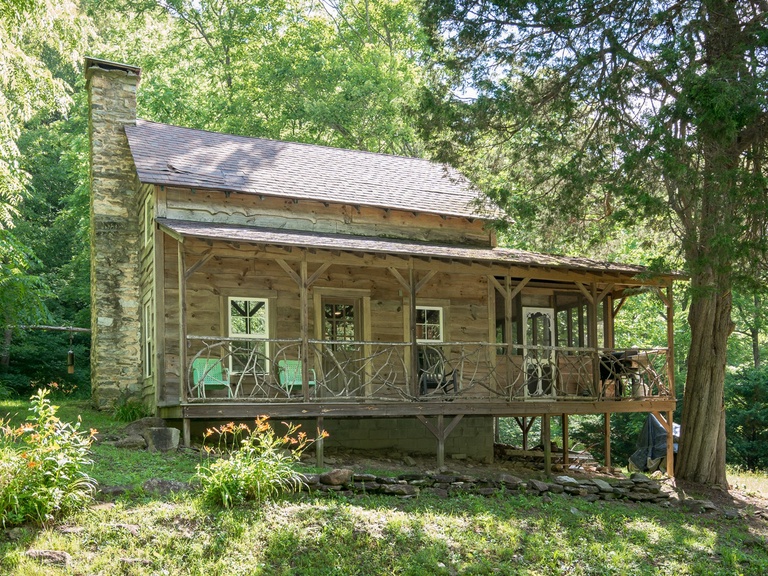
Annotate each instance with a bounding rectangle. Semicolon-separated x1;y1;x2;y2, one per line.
628;414;681;472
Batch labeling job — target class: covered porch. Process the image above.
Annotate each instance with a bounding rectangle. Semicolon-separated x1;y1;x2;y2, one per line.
155;219;677;470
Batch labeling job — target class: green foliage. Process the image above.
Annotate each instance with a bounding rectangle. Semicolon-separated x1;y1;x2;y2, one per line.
725;365;768;471
197;417;325;508
112;396;152;423
0;388;96;526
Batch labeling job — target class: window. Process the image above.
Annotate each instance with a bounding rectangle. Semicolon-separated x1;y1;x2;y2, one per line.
142;295;154;378
228;297;269;373
416;306;443;342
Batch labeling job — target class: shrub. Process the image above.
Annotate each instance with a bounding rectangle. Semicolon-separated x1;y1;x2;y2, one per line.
0;388;97;526
196;417;327;508
725;365;768;470
112;396;151;422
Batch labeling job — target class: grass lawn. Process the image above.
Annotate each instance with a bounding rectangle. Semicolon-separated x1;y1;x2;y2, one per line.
2;398;768;575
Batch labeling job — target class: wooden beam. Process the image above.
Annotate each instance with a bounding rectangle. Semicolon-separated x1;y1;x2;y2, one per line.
509;277;531;300
184;252;212;280
575;282;594;304
276;258;301;286
177;242;187;401
604;413;611;469
388;266;411;292
306;262;332;287
666;283;675;398
542;415;551;477
613;296;627;317
596;283;615;304
417;414;464;468
489;275;505;295
409;265;419;397
316;416;324;467
300;260;310;402
561;414;569;468
415;270;437;294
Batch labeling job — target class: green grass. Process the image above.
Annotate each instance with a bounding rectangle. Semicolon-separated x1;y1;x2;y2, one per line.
2;398;768;575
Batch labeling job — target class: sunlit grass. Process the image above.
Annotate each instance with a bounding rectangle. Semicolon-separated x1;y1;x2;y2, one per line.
728;467;768;498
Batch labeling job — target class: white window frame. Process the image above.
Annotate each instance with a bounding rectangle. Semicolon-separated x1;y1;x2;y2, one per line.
142;294;154;378
227;297;270;374
415;306;444;343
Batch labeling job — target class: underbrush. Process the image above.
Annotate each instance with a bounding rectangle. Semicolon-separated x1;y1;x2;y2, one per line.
0;389;96;527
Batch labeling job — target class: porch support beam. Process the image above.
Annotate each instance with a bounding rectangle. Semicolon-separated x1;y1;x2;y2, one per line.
417;414;464;468
596;283;615;304
666;282;675;398
415;270;437;293
316;416;324;467
388;267;411;293
409;264;419;397
177;240;188;405
276;258;301;285
542;415;551;477
562;414;569;467
589;283;600;396
613;296;627;317
575;282;594;304
184;251;212;280
300;260;310;401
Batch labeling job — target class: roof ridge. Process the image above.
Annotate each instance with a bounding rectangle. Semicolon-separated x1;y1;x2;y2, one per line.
134;118;451;166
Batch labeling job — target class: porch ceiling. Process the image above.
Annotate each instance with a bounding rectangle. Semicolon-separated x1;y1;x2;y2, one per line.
158;218;677;282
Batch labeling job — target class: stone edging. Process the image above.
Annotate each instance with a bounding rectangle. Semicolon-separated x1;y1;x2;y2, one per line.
299;469;673;505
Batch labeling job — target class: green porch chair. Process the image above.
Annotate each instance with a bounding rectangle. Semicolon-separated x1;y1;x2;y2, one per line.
192;357;233;398
278;359;316;397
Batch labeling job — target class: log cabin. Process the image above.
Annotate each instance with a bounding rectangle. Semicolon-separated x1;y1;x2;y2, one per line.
86;57;677;471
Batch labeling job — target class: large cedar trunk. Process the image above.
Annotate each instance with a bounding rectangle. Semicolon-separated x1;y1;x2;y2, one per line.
675;278;732;487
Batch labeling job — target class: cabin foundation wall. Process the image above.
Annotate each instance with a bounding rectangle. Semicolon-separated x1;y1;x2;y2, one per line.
185;416;495;463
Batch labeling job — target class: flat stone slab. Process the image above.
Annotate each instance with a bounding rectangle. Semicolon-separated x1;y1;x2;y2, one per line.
26;550;71;567
143;427;179;453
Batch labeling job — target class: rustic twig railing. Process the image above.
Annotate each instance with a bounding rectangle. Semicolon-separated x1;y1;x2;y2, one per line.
185;336;669;403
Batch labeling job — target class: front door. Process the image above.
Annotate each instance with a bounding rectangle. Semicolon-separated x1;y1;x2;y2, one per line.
523;307;556;397
322;298;361;395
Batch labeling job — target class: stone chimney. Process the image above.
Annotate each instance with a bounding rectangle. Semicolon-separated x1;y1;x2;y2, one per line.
85;58;142;409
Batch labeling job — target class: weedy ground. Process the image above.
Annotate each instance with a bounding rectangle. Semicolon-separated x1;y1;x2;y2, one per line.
1;398;767;576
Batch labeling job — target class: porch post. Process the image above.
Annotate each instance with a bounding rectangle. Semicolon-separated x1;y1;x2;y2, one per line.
409;263;418;397
505;276;513;390
561;414;569;467
542;415;551;477
177;240;187;401
417;414;464;468
590;283;600;397
604;413;612;469
300;259;310;401
666;282;675;398
666;410;675;477
316;416;324;467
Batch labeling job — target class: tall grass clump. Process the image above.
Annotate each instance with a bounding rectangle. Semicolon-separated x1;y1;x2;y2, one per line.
197;417;326;508
0;388;97;526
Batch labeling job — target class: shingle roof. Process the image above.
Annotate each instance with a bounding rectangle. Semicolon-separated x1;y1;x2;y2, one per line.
125;120;491;219
157;218;671;279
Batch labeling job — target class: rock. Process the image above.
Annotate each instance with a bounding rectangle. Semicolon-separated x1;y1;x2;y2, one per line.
475;487;497;496
121;558;152;566
143;427;180;453
432;474;457;483
353;481;380;492
403;455;417;466
298;473;320;486
723;508;742;519
319;468;353;486
315;484;342;492
627;492;658;502
547;483;564;494
376;476;399;485
527;479;550;492
498;474;524;487
323;456;338;465
583;494;600;503
353;473;377;483
630;472;651;483
553;475;580;487
111;523;140;536
601;493;617;500
592;479;614;493
381;484;419;496
430;488;450;498
451;453;467;460
6;527;27;541
113;434;147;449
541;495;553;503
563;486;586;496
122;417;166;437
398;473;426;482
142;479;190;495
98;485;132;499
409;479;435;487
26;550;71;567
58;526;85;535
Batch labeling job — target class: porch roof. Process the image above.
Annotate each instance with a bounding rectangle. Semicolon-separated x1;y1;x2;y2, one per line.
158;218;674;279
126;120;494;220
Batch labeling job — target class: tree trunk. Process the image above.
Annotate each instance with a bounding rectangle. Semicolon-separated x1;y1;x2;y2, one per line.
0;328;11;371
752;293;761;368
675;280;732;487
